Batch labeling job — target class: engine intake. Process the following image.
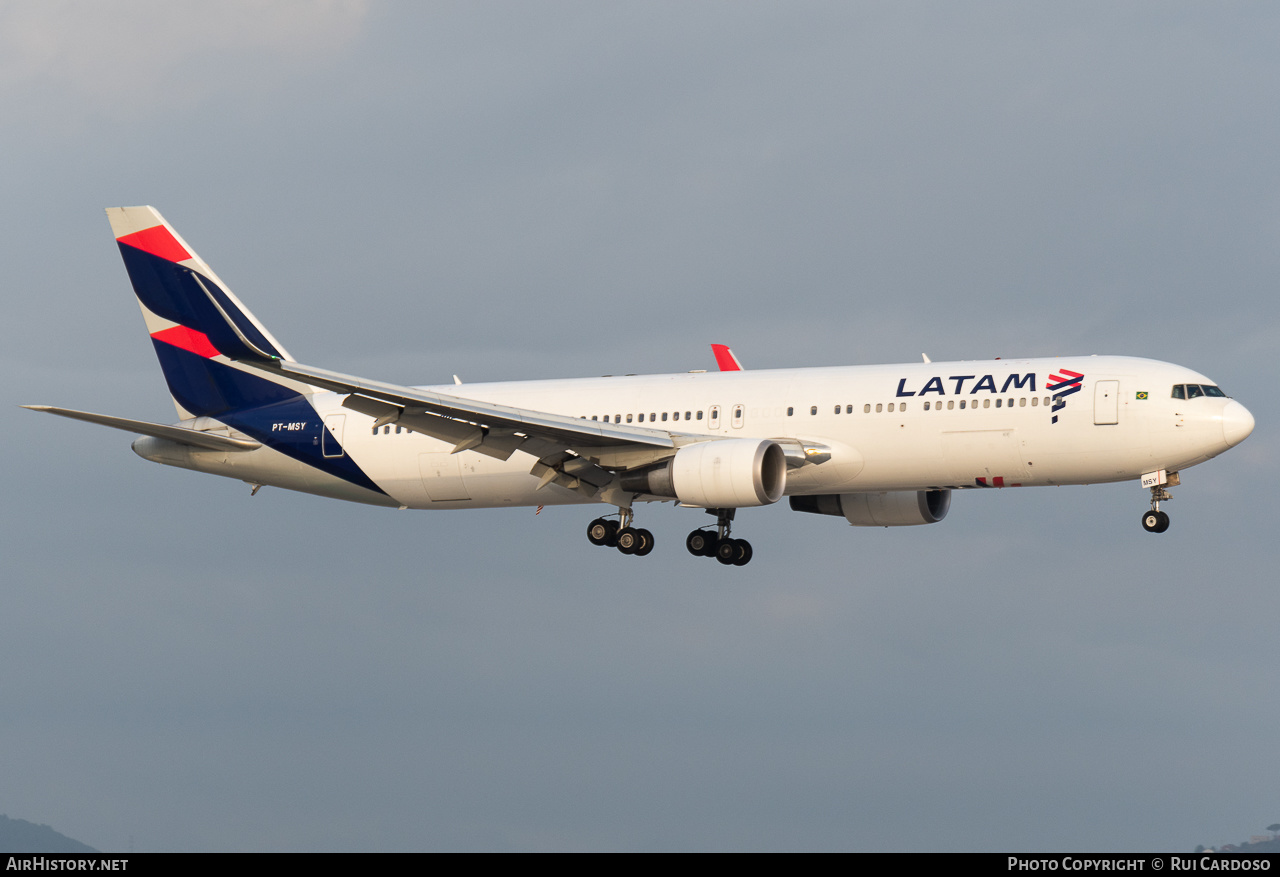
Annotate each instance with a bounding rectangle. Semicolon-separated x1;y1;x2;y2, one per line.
621;439;787;507
789;489;950;526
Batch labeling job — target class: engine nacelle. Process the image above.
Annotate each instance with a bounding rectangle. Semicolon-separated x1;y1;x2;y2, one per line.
789;489;951;526
621;439;787;507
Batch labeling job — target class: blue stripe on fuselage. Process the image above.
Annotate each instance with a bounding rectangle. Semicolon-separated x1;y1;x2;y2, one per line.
220;396;387;497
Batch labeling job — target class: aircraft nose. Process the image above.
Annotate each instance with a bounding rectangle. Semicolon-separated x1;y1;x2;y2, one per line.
1221;400;1255;448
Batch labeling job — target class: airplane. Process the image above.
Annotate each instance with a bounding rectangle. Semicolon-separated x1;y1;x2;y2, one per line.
25;206;1255;567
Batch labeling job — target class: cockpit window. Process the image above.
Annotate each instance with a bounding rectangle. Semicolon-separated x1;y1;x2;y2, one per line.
1174;383;1229;400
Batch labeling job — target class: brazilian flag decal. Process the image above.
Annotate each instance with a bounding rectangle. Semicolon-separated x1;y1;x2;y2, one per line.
1136;391;1149;400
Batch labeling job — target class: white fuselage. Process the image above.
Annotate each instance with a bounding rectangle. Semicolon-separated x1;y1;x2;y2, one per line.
135;355;1252;512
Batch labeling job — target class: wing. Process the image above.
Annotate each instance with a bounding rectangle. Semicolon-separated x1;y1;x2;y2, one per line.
244;359;694;500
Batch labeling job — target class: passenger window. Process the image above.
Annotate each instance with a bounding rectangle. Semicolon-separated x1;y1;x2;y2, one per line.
924;401;930;411
983;399;990;409
787;407;794;416
1019;398;1026;407
875;403;883;413
995;399;1001;408
947;400;954;410
888;403;895;413
384;425;391;434
685;411;692;420
899;402;907;412
864;404;871;413
834;405;841;414
626;414;633;423
846;405;853;414
959;400;966;409
661;412;668;421
697;411;703;420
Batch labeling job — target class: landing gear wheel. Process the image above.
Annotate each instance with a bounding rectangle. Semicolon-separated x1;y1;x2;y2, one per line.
686;530;716;557
634;528;655;556
715;539;739;566
731;539;753;566
1142;510;1171;533
616;527;640;555
587;518;616;547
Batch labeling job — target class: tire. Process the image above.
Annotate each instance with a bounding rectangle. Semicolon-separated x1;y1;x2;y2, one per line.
1154;510;1170;533
732;539;753;566
616;527;639;555
587;518;611;546
635;528;654;556
686;530;712;557
715;539;737;565
1142;511;1161;532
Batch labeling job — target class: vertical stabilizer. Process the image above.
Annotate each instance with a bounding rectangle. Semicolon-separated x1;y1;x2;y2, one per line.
107;206;310;419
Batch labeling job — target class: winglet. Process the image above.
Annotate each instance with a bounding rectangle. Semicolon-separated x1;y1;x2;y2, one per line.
711;344;744;371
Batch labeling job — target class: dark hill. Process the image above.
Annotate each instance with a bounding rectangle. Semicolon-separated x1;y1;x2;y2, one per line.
0;815;98;853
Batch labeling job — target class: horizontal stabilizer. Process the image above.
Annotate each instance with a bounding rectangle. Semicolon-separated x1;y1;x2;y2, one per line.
22;406;261;452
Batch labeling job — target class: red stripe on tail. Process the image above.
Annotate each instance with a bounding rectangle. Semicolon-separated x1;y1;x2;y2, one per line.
151;325;221;358
117;225;192;263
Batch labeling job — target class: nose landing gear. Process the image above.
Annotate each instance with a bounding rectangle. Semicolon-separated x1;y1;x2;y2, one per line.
1141;481;1173;533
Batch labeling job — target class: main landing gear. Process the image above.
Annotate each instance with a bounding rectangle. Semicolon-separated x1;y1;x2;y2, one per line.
586;506;754;565
587;510;654;557
686;508;753;566
1141;483;1173;533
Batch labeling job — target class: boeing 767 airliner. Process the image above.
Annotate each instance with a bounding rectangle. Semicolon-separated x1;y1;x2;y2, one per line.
25;207;1255;566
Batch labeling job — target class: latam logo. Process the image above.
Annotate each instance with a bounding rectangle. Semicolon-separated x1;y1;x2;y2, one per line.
894;369;1085;424
1047;369;1084;424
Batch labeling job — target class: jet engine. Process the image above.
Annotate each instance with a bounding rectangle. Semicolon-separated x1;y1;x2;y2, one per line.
789;489;951;526
620;438;787;507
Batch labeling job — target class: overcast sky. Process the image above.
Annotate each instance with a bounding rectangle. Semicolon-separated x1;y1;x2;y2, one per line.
3;1;1277;852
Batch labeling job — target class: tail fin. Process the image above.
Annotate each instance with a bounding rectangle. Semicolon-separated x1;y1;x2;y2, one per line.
107;206;306;419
